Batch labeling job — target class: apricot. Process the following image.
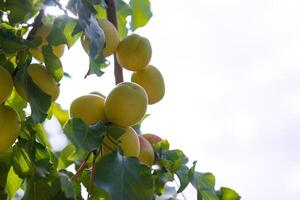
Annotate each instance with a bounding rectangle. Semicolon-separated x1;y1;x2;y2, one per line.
81;18;120;57
138;135;155;166
70;94;106;125
102;126;140;157
104;82;148;127
116;34;152;71
142;133;162;145
131;65;165;104
0;66;13;104
29;24;65;62
14;64;60;101
0;105;21;152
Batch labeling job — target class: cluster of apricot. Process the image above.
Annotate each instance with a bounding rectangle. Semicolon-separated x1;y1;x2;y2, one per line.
0;24;62;152
70;18;166;166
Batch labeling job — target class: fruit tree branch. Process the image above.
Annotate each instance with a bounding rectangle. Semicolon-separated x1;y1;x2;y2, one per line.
105;0;124;84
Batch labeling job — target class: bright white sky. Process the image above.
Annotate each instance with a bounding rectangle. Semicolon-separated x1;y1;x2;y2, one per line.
45;0;300;199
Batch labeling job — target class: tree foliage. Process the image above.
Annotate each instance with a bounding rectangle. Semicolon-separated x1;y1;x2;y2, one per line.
0;0;240;199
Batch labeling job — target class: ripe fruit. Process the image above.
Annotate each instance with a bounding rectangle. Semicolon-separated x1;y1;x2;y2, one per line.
102;126;140;157
81;18;120;57
14;64;60;101
0;66;13;104
131;65;165;104
142;133;162;145
29;24;65;62
70;94;106;125
105;82;148;127
0;105;21;152
138;135;155;166
116;34;152;71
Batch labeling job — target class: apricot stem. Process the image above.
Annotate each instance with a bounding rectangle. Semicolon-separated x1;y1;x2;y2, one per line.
71;151;92;181
105;0;124;84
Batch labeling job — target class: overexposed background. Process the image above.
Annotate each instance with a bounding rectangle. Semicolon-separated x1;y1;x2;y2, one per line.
46;0;300;199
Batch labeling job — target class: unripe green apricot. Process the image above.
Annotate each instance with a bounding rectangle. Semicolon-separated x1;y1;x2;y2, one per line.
131;65;165;104
104;82;148;127
0;105;21;152
81;18;120;57
14;64;60;102
29;24;65;62
102;126;140;157
70;94;106;125
0;66;13;104
116;34;152;71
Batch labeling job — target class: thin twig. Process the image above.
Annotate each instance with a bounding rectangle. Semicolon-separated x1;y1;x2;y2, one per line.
87;151;97;200
71;152;92;181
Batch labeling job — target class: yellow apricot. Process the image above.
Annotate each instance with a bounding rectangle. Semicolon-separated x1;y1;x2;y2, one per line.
102;126;140;157
0;105;21;152
116;34;152;71
29;24;65;62
0;66;13;104
14;64;60;101
104;82;148;127
138;135;155;166
70;94;106;125
81;18;120;57
131;65;165;104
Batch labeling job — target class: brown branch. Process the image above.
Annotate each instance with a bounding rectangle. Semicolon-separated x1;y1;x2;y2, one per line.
105;0;124;84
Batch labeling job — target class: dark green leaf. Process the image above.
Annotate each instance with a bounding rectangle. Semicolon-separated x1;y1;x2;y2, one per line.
59;172;75;199
94;150;154;200
5;0;43;24
63;118;106;158
105;125;125;140
22;178;52;200
129;0;152;30
12;143;32;178
176;165;190;193
0;151;12;189
42;45;63;82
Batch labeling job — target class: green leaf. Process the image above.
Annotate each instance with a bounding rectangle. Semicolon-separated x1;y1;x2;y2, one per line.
53;103;69;127
12;142;32;178
59;172;75;199
57;144;76;170
6;88;27;121
217;187;241;200
33;124;52;150
42;45;63;82
47;15;81;48
5;167;22;200
129;0;152;30
116;0;132;39
0;53;15;73
86;55;109;77
159;149;189;173
94;150;154;200
176;165;190;193
189;162;219;200
105;125;125;140
22;178;52;200
27;76;52;123
5;0;43;24
63;118;106;158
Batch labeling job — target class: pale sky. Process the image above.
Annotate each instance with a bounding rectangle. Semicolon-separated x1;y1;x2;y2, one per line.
45;0;300;199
